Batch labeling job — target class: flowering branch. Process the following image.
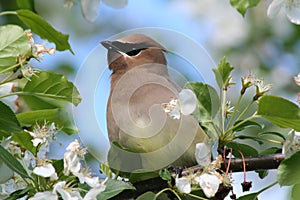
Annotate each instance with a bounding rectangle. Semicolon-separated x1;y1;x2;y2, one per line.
109;154;285;200
180;153;285;177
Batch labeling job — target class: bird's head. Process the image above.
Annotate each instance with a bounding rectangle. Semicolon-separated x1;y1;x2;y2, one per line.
101;34;168;73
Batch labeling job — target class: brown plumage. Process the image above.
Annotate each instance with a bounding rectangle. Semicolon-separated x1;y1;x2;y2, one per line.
102;34;208;172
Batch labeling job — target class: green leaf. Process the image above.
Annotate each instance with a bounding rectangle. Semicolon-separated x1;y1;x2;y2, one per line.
259;147;281;155
100;162;113;178
0;145;31;180
159;168;172;181
4;186;33;200
277;151;300;186
237;192;258;200
108;141;142;175
230;0;261;16
257;96;300;131
136;191;156;200
129;170;159;183
16;9;73;53
226;142;259;157
0;159;14;184
258;132;286;141
234;135;263;145
291;184;300;200
185;82;219;122
213;57;234;89
97;179;135;200
11;131;36;155
16;0;36;12
52;159;67;180
16;108;79;134
232;120;263;132
0;25;31;73
0;101;22;138
237;181;277;200
21;71;81;110
200;121;219;140
52;159;64;173
255;170;268;179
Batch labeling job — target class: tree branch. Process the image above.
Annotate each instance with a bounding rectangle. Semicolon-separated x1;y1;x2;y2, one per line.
182;153;285;176
112;153;285;200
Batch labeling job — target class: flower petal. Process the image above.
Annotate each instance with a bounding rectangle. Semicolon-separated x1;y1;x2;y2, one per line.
176;177;191;194
53;181;82;200
267;0;285;18
31;138;43;147
83;184;106;200
29;191;58;200
295;73;300;86
66;139;81;151
197;173;220;198
285;1;300;24
63;151;81;175
195;143;211;166
178;89;197;115
169;106;181;119
33;163;56;178
80;0;101;22
84;176;101;188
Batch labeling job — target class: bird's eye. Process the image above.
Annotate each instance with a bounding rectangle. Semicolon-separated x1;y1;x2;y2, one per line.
126;48;146;56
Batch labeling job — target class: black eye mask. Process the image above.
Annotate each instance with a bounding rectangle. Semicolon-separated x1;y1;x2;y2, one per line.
110;41;149;56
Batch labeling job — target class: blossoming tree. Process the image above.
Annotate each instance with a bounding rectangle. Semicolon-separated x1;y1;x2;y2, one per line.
0;1;300;200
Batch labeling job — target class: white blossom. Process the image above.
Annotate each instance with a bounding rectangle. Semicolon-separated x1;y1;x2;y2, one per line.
83;184;106;200
53;181;83;200
254;80;272;99
0;82;18;111
283;130;300;157
26;122;57;148
4;141;21;157
33;162;58;180
0;179;15;195
225;101;234;116
162;89;197;119
163;98;180;119
0;176;27;196
21;64;38;81
63;150;81;175
175;176;191;194
267;0;300;25
241;73;257;89
29;191;58;200
73;170;101;188
195;173;220;198
255;80;272;94
26;31;56;60
24;150;36;168
63;139;86;176
294;73;300;86
195;143;211;167
66;139;84;152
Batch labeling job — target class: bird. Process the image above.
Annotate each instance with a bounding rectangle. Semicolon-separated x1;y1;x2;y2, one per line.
101;34;208;173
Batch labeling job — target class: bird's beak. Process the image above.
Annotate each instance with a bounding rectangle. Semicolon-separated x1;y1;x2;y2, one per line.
101;40;123;53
